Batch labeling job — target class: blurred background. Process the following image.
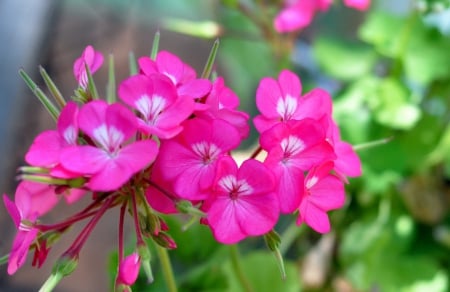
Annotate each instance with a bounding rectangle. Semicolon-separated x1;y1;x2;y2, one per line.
0;0;449;291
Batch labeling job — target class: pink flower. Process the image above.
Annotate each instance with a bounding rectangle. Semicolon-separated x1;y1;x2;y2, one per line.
328;122;362;179
139;51;211;100
204;157;279;244
60;100;158;191
26;101;79;168
118;74;194;139
297;162;345;233
117;253;141;286
261;119;335;213
3;181;59;274
344;0;370;11
274;0;332;33
152;118;241;201
196;77;250;139
73;45;104;88
254;69;332;133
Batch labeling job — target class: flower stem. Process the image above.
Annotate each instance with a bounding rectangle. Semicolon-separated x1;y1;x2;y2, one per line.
39;272;63;292
155;245;177;292
229;244;253;292
0;253;9;265
279;221;305;256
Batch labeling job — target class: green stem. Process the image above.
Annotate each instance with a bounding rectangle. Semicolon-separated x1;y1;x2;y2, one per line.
0;253;9;265
279;221;305;256
155;245;178;292
39;272;63;292
229;244;253;292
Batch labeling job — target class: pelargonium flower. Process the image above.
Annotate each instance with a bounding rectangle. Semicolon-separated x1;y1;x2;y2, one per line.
254;69;332;133
196;77;250;140
118;74;194;139
274;0;370;33
60;100;158;191
73;45;104;88
3;181;59;275
297;162;345;233
151;118;241;201
204;156;279;244
261;119;335;213
274;0;332;33
344;0;371;11
26;101;78;167
327;121;362;179
139;51;211;100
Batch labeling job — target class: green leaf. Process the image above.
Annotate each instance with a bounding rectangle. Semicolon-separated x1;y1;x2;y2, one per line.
19;69;59;121
358;11;406;58
313;36;376;81
340;208;448;292
372;78;421;130
404;23;450;85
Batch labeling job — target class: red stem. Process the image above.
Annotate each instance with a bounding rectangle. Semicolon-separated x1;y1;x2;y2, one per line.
250;146;263;159
118;201;127;263
131;188;144;245
64;196;115;257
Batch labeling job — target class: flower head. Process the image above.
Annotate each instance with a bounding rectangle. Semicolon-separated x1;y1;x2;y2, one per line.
3;181;59;274
204;157;279;244
119;74;194;139
139;51;211;100
60;100;158;191
152;118;240;201
297;162;345;233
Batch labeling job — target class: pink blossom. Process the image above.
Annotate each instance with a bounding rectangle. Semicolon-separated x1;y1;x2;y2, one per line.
254;69;332;133
117;253;141;286
152;118;240;201
205;157;279;244
297;162;345;233
261;119;335;213
139;51;211;100
3;181;59;274
274;0;369;33
118;74;194;139
274;0;332;33
26;101;79;168
196;77;250;139
73;45;104;88
60;100;158;191
344;0;371;11
327;121;362;179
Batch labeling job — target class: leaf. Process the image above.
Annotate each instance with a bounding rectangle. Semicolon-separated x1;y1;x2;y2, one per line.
313;36;376;81
371;78;421;130
403;23;450;85
358;11;405;58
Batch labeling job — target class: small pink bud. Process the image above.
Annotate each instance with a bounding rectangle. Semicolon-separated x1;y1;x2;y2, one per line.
118;253;141;286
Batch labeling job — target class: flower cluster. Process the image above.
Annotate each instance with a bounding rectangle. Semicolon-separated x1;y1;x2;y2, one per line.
2;44;360;290
274;0;371;33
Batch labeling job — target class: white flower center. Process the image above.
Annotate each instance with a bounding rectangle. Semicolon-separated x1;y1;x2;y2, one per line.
218;175;253;200
276;95;297;121
135;94;166;125
63;126;77;145
191;142;221;164
93;125;124;153
280;135;305;158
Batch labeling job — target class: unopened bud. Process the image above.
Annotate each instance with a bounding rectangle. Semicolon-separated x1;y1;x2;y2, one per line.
152;231;177;249
176;200;206;217
137;244;153;283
